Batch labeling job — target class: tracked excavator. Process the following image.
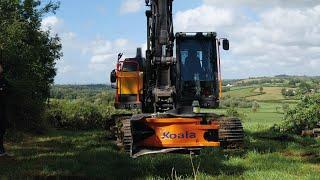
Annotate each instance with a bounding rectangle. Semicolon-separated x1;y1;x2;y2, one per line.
109;0;244;157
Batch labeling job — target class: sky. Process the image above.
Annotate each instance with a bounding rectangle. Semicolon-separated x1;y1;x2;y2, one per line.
41;0;320;84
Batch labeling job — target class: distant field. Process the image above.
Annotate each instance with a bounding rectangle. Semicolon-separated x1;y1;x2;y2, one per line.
213;102;285;129
234;78;288;85
224;86;299;103
241;102;285;130
247;87;284;101
223;86;262;98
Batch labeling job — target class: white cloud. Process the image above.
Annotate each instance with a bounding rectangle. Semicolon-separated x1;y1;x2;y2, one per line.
62;32;77;40
175;5;236;32
174;3;320;78
41;16;78;43
90;39;113;55
203;0;320;9
120;0;144;14
115;38;129;48
85;38;136;73
41;16;62;33
59;65;74;74
41;16;88;83
91;54;115;64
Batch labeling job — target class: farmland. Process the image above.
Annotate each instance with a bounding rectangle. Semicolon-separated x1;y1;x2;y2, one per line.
1;77;320;179
223;86;262;98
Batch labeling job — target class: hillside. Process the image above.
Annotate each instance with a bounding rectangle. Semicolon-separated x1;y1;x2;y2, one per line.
223;75;320;102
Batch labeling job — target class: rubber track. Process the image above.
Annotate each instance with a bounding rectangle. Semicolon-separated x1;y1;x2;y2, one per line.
218;117;244;148
122;119;133;154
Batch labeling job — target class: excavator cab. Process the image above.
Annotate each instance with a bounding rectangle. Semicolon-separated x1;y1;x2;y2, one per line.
176;32;228;108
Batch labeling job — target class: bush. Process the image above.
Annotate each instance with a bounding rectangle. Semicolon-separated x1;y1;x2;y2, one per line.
222;87;231;92
226;108;240;117
281;88;296;97
46;100;124;130
259;86;264;93
279;94;320;134
226;107;247;120
47;86;134;130
298;82;312;94
251;101;260;112
220;97;253;108
282;103;290;113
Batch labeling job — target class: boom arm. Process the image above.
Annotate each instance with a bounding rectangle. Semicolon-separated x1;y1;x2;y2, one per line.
144;0;175;112
146;0;174;58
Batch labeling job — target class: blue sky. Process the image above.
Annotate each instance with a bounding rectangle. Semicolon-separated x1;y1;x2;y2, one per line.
42;0;320;84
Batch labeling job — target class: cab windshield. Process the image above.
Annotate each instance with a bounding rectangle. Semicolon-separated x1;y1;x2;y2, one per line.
179;39;216;81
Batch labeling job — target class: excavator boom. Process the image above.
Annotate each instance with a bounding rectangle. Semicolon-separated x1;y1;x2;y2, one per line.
144;0;176;112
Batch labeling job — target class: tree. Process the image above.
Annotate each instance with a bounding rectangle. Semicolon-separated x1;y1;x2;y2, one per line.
0;0;62;131
280;95;320;134
259;86;264;93
251;101;260;113
222;86;231;92
282;103;290;113
288;79;297;87
281;88;295;97
298;81;311;94
281;88;286;96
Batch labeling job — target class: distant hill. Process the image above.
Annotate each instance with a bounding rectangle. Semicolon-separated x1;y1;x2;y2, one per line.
50;84;113;100
223;75;320;86
52;84;112;90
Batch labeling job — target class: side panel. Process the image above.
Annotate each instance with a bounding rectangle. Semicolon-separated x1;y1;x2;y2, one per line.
115;71;143;109
137;118;220;148
117;71;143;95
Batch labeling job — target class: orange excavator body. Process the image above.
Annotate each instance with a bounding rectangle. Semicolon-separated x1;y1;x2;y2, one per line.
139;118;220;148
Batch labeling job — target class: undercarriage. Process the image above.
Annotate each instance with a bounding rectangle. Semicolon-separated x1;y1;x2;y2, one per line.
108;113;244;157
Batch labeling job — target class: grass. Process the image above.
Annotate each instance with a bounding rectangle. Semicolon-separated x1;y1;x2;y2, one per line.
224;86;299;103
223;86;262;98
1;102;319;179
247;87;284;101
1;86;319;179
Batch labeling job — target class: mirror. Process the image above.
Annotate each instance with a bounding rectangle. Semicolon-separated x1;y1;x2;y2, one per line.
118;53;123;61
222;39;229;50
110;69;116;83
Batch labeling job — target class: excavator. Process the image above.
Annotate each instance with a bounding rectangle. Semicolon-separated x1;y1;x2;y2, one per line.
109;0;244;157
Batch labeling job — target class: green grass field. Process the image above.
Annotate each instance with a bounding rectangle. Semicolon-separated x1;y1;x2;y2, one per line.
223;86;262;98
247;87;284;101
1;102;319;179
224;86;299;104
